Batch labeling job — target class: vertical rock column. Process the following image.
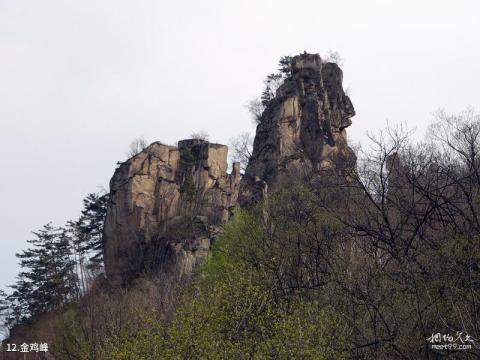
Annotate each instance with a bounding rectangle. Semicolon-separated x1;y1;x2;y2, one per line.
239;52;356;206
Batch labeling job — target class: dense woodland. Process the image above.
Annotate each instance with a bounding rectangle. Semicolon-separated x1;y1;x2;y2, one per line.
1;58;480;358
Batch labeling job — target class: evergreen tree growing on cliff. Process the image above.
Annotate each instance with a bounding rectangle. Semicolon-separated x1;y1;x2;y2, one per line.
6;223;78;325
248;55;293;121
278;55;293;77
73;192;109;273
261;55;294;106
248;53;343;122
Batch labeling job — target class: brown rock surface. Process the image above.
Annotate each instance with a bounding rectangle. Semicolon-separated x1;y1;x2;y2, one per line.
103;52;356;289
103;140;240;286
239;52;356;205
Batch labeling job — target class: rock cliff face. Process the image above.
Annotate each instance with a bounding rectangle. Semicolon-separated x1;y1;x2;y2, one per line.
103;140;240;286
103;52;355;287
239;53;356;205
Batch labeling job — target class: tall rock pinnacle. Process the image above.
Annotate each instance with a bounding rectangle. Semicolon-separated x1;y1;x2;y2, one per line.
239;52;356;206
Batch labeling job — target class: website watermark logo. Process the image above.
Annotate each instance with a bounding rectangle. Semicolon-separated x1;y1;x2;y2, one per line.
427;332;474;351
3;342;49;353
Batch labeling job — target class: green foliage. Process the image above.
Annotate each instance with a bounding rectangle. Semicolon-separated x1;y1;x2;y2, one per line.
73;192;109;271
266;300;350;360
203;209;265;275
179;147;197;167
179;173;198;197
57;308;92;359
260;56;293;107
97;200;350;359
163;189;350;358
1;191;108;332
98;312;165;360
278;55;293;77
179;147;201;198
6;223;78;325
167;264;277;359
247;55;293;123
261;73;284;106
166;264;350;359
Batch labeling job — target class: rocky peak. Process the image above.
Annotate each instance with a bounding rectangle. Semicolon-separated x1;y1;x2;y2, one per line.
103;140;240;286
239;52;356;206
103;52;356;288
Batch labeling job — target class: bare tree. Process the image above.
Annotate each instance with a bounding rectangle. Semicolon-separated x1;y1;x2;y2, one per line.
190;131;210;141
333;110;480;358
245;98;265;125
229;132;253;172
322;50;344;67
127;137;148;158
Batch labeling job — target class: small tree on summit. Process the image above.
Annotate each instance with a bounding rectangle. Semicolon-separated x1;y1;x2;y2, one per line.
278;55;293;77
126;137;148;158
190;130;210;141
322;50;344;66
247;55;294;124
260;56;294;106
229;132;253;173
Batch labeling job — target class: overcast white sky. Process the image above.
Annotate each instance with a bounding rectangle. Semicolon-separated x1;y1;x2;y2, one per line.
1;0;479;290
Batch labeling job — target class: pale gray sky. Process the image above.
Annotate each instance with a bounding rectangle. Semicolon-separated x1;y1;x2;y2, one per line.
1;0;479;290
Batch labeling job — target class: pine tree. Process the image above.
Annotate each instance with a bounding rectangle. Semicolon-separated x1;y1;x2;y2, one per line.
247;56;293;123
0;289;11;335
1;192;108;330
260;56;293;106
261;73;284;106
0;290;8;313
278;55;293;77
74;192;109;272
6;223;78;325
5;274;30;326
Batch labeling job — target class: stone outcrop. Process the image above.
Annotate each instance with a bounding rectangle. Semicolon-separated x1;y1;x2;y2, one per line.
103;140;240;286
239;52;356;206
103;52;356;288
